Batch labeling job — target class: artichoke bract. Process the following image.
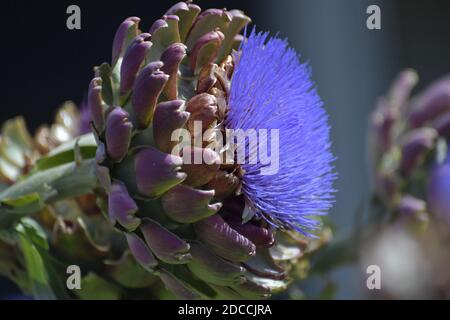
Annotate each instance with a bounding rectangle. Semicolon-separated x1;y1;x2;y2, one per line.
89;1;335;299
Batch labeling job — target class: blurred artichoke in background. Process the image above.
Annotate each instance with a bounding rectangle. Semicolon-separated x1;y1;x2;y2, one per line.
0;104;83;294
367;70;450;298
0;102;84;187
0;1;336;300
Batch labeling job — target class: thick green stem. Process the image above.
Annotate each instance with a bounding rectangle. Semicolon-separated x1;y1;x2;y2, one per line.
0;158;98;227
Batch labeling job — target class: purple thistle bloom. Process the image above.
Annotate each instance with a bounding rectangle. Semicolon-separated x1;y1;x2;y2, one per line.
226;29;336;235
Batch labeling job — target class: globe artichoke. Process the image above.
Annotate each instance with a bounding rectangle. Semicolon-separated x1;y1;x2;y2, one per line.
87;1;335;299
0;1;336;300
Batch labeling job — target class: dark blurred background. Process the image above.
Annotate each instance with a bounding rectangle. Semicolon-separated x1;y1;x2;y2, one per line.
1;0;450;298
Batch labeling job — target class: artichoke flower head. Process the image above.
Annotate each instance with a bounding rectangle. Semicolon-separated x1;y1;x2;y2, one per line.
90;1;335;299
